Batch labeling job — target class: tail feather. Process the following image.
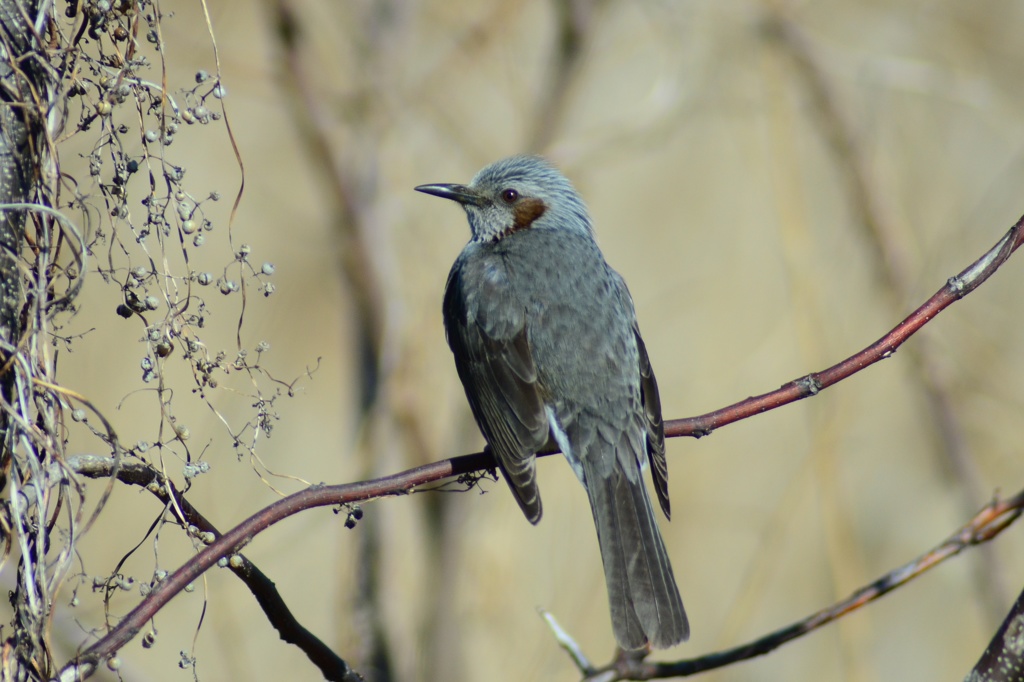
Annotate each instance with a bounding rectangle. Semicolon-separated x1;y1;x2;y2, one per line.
583;454;688;650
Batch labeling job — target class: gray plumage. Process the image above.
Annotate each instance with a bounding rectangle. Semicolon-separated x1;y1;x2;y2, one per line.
416;155;688;650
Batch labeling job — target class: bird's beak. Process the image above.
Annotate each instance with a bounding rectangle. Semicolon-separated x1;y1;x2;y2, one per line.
414;183;485;207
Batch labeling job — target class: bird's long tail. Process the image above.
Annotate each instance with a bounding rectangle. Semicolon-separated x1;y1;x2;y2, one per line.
583;454;689;650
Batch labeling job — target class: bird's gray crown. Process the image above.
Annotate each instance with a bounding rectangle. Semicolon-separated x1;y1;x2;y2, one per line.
417;155;593;243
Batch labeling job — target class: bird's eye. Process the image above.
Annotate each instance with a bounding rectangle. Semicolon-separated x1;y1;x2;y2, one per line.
500;188;519;204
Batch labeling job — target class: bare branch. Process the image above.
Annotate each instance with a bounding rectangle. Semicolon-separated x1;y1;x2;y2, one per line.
568;488;1024;680
65;456;362;682
57;208;1024;679
57;451;490;680
666;212;1024;438
526;0;599;152
761;8;1009;618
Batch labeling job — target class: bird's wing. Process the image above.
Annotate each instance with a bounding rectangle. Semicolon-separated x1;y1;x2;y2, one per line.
635;325;670;519
443;259;550;524
609;269;671;520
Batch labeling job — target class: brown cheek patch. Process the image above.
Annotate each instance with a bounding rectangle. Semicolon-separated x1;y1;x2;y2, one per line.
511;197;547;232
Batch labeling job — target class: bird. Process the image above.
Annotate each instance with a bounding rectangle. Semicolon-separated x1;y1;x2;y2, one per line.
415;155;688;650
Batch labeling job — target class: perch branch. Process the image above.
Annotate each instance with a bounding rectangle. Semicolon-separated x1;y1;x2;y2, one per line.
58;211;1024;680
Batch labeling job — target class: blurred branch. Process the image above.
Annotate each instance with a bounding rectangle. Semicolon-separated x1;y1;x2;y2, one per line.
58;210;1024;679
270;4;414;679
271;0;391;412
566;487;1024;680
526;0;600;152
760;10;912;294
760;8;1008;617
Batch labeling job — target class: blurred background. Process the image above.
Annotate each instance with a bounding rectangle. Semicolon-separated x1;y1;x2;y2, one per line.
18;0;1024;680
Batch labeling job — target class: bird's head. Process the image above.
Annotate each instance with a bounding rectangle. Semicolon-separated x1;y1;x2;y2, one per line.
415;155;592;243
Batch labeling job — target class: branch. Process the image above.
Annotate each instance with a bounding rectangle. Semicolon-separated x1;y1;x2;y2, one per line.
63;456;366;682
563;487;1024;680
761;8;1007;618
56;452;492;680
526;0;598;153
666;211;1024;438
59;210;1024;679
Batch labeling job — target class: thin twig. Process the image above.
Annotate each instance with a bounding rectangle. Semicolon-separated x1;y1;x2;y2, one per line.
541;608;596;675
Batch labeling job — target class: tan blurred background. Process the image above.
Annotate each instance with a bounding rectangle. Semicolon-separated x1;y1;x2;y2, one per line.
16;0;1024;680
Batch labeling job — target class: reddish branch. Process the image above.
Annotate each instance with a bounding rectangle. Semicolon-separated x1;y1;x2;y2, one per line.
58;452;492;681
59;212;1024;680
667;212;1024;438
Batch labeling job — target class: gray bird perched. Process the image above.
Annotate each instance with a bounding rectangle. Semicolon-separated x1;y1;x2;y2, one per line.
416;155;688;650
